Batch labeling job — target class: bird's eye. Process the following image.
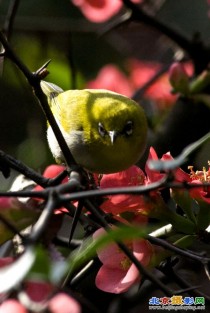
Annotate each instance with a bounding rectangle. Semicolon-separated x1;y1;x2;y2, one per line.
123;121;133;136
98;122;106;137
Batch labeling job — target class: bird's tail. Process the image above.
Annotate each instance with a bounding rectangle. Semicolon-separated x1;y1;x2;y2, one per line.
40;80;63;102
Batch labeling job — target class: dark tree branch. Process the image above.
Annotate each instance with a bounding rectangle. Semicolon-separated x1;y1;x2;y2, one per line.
0;0;20;75
28;191;57;243
3;0;20;39
159;259;210;302
0;149;68;188
147;235;210;265
122;0;210;73
132;63;170;102
0;31;78;170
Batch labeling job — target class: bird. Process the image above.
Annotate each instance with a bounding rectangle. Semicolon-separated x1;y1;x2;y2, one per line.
41;80;147;174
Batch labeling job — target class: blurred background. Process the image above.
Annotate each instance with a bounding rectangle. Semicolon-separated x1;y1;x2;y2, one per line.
0;0;210;188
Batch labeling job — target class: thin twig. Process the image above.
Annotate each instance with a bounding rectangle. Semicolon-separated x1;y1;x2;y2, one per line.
58;179;210;203
0;177;210;202
0;150;51;187
122;0;210;73
0;31;78;169
132;64;171;102
159;260;210;302
28;191;56;243
0;0;20;75
147;235;210;265
58;176;167;202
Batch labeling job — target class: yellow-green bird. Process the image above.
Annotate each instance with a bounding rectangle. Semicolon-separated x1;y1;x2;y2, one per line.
41;81;147;174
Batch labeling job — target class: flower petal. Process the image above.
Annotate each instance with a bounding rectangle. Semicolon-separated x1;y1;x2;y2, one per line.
145;147;164;183
100;166;146;214
48;293;81;313
95;265;136;294
133;239;153;266
0;300;27;313
161;152;190;182
93;228;125;266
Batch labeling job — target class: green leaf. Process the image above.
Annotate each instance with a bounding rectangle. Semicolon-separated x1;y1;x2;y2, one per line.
196;200;210;230
26;245;52;281
0;205;39;245
25;244;67;285
172;190;197;225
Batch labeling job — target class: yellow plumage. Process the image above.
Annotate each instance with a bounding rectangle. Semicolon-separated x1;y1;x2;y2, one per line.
41;81;147;173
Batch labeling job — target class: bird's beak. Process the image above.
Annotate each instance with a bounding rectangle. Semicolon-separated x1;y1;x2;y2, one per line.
109;131;118;144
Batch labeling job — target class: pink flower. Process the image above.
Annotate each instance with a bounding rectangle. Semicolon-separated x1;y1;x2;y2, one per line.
0;197;21;211
72;0;142;23
129;59;177;109
48;293;81;313
86;64;133;97
100;165;147;215
0;257;13;268
128;59;194;110
93;228;153;293
34;164;68;214
0;259;81;313
99;160;169;217
0;299;27;313
129;59;161;88
186;166;210;204
145;147;190;184
0;196;39;245
145;147;165;184
146;147;210;205
161;151;191;183
0;293;81;313
25;280;54;302
35;165;68;192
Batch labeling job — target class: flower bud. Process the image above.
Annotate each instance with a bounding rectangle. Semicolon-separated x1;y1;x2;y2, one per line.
169;62;190;95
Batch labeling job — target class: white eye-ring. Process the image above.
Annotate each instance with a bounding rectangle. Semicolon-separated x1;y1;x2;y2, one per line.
98;122;107;137
124;121;133;136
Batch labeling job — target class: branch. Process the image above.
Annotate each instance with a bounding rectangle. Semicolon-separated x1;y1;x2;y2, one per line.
147;235;210;265
28;191;57;243
132;63;170;102
0;150;50;187
0;0;20;75
0;31;78;169
122;0;210;73
3;0;20;39
159;259;210;302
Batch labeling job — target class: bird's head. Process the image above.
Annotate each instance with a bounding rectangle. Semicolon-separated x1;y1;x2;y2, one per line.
87;92;147;149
